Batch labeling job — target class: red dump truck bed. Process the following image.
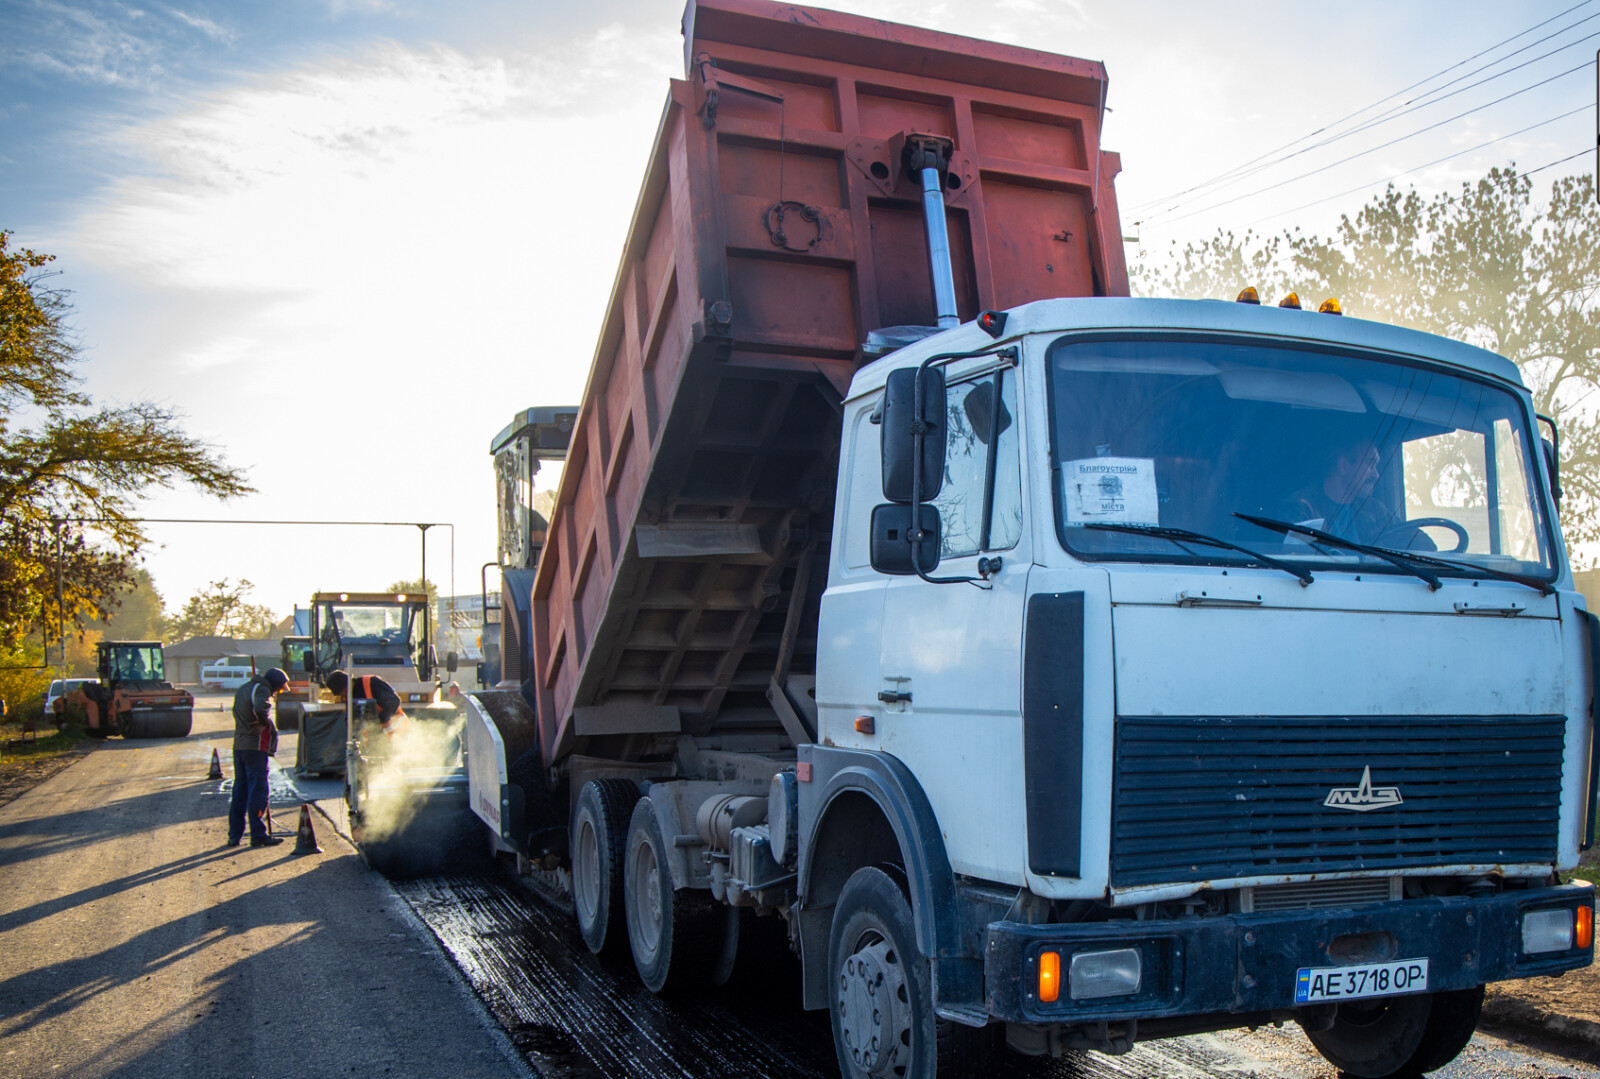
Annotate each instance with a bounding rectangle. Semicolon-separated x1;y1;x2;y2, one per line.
524;0;1127;765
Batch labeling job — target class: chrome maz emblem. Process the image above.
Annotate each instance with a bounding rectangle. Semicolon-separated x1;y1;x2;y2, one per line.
1323;766;1403;812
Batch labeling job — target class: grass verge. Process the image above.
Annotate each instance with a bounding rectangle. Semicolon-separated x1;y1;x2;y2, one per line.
0;719;95;810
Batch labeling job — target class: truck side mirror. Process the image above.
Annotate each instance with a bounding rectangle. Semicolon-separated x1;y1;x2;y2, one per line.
870;503;942;575
1542;437;1562;506
1537;414;1562;507
881;366;945;503
300;650;314;672
446;650;458;673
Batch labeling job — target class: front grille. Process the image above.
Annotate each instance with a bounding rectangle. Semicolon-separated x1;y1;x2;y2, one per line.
1246;877;1397;912
1111;715;1564;887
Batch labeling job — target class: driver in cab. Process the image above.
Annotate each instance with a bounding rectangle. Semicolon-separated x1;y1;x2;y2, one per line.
1287;446;1419;548
323;670;406;737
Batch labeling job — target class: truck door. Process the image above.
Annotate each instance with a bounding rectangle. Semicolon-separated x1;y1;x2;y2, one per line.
877;364;1031;884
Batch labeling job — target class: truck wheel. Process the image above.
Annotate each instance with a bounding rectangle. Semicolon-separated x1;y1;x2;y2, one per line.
624;797;721;993
829;866;998;1079
1303;987;1483;1078
572;778;639;956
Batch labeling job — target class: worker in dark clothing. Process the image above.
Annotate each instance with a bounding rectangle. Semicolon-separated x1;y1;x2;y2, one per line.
323;670;406;735
227;667;290;848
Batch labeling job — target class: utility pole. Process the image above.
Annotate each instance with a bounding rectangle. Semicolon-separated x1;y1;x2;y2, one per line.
418;523;432;679
54;519;65;677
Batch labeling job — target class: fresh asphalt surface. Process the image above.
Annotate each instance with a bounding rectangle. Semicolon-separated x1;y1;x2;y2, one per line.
0;691;1596;1079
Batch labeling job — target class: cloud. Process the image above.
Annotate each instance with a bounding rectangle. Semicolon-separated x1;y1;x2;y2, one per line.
55;28;683;605
166;7;234;44
178;334;258;372
8;0;172;87
6;0;252;89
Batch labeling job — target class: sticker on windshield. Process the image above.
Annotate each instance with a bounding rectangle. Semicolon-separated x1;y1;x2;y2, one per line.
1064;457;1159;525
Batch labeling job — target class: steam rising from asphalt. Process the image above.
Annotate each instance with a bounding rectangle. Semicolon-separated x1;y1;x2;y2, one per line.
356;706;465;845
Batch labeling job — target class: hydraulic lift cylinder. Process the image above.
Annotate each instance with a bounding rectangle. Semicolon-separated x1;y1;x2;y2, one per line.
919;165;960;329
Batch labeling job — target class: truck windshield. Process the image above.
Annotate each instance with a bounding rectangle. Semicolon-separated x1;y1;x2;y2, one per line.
110;645;165;682
1046;336;1555;580
322;604;419;645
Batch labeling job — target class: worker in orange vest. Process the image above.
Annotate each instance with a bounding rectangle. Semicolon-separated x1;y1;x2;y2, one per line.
322;670;406;735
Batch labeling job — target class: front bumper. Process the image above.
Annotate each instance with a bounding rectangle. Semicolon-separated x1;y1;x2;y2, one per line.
985;882;1594;1024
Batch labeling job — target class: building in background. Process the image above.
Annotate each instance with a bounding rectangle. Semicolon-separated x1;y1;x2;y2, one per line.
434;593;494;666
164;637;280;686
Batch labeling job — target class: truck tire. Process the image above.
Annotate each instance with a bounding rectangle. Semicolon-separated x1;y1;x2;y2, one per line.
624;797;722;993
1303;986;1483;1078
1407;986;1484;1073
829;866;999;1079
572;778;639;956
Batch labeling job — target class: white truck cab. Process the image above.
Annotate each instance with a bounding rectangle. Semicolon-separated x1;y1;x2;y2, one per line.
801;295;1594;1074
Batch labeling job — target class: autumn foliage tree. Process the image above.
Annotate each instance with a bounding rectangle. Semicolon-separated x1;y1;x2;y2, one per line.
164;578;278;643
1137;168;1600;558
0;231;251;650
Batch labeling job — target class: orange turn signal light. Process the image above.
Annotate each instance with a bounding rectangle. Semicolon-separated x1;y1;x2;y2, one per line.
1318;297;1343;315
1235;287;1260;304
1038;950;1061;1002
1278;292;1302;309
1577;904;1594;950
854;715;876;735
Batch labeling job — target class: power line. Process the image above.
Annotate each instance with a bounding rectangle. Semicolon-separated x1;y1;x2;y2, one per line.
1128;0;1598;214
1146;60;1591;229
1236;105;1589;230
1261;24;1600;179
1339;9;1600;138
1525;147;1591;174
1135;158;1591;273
101;517;451;527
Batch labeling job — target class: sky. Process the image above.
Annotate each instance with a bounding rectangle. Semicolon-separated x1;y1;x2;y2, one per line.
2;0;1594;622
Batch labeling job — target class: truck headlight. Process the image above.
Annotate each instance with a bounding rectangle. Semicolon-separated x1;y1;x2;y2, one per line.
1522;908;1576;954
1069;948;1142;999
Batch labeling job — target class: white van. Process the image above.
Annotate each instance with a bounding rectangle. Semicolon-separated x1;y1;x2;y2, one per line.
200;656;255;691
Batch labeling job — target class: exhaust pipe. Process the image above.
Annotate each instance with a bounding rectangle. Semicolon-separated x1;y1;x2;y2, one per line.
903;135;959;329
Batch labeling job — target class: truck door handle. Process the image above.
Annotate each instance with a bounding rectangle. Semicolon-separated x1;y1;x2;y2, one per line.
877;689;912;704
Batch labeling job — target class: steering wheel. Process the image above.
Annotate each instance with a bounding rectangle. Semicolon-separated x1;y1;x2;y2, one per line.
1384;516;1469;554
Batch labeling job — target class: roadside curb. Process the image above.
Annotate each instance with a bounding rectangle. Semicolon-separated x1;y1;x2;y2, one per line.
1481;993;1600;1057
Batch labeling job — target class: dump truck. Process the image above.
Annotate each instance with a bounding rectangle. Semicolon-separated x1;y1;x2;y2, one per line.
456;3;1595;1077
55;641;194;738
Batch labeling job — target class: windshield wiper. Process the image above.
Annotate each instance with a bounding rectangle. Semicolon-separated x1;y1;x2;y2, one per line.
1084;522;1314;586
1237;513;1555;596
1235;513;1445;590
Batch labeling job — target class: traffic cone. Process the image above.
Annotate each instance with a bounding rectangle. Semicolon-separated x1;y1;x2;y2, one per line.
208;748;223;780
291;804;322;855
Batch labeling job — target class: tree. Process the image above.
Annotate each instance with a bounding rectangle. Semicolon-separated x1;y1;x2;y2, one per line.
63;568;165;676
0;231;251;650
1137;168;1600;557
165;579;278;643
